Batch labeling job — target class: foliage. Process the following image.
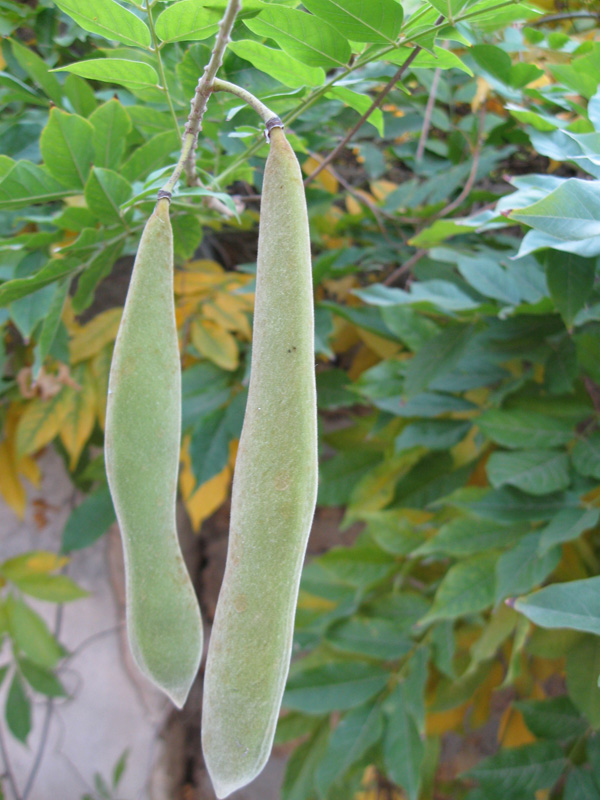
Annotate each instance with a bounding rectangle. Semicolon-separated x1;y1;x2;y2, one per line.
1;0;600;797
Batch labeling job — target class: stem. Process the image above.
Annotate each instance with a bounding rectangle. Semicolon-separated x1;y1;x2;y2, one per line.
435;104;486;219
0;707;21;800
212;79;278;125
145;1;179;135
160;0;241;199
416;66;442;162
303;43;427;187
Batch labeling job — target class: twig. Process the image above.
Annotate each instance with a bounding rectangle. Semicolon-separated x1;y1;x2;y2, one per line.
303;44;428;188
160;0;241;199
435;104;486;219
0;716;21;800
384;249;427;286
416;67;442;162
212;79;279;126
21;602;65;800
532;10;600;25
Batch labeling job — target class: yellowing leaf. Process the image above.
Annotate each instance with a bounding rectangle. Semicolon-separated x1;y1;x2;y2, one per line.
426;704;467;736
369;180;397;201
302;156;338;193
497;706;536;748
16;389;72;457
0;440;26;518
349;345;380;380
17;454;42;488
471;662;504;728
59;364;97;469
472;76;490;111
297;591;336;612
185;463;231;531
174;270;222;295
3;551;68;577
356;328;401;360
185;259;224;274
70;307;122;364
191;318;238;371
204;293;252;339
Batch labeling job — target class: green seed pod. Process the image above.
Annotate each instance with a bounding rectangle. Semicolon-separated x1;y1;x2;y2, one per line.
105;198;203;708
201;127;318;798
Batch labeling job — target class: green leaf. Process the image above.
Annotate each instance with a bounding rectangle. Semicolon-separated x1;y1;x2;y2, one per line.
573;433;600;480
40;113;94;199
317;535;395;588
155;0;222;42
0;259;79;307
395;419;471;453
459;487;574;524
283;662;388;714
403;324;473;398
318;449;381;507
6;671;31;743
315;702;384;797
63;74;98;117
61;485;116;552
84;167;132;224
121;130;180;183
327;87;384;135
54;59;159;93
89;99;132;170
228;41;325;89
302;0;401;43
19;659;67;698
12;574;88;603
34;281;70;377
189;407;230;486
383;684;424;800
514;575;600;636
545;251;596;328
495;532;561;603
415;518;526;558
112;749;129;788
564;768;600;800
245;6;351;70
477;409;573;450
11;39;63;105
486;449;571;496
456;255;523;305
515;696;587;740
72;239;125;313
422;552;498;624
0;160;71;210
470;43;512;85
465;742;566;797
325;617;412;660
567;635;600;728
538;507;600;554
54;0;150;47
281;723;329;800
511;178;600;242
6;597;64;668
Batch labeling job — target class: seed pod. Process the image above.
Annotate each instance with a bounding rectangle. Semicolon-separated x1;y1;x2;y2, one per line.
201;127;318;798
105;198;203;708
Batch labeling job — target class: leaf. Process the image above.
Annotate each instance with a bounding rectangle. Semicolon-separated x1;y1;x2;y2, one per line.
245;6;351;70
281;723;329;800
486;449;571;496
564;768;600;800
6;597;63;668
54;59;159;93
283;662;388;714
0;439;26;519
538;507;600;554
573;433;600;480
121;130;180;183
228;41;325;89
19;659;67;698
11;39;63;105
84;167;132;224
0;160;70;210
395;419;471;453
155;1;222;42
495;532;561;603
1;551;67;580
318;449;381;507
566;635;600;728
514;575;600;636
72;240;124;314
416;518;526;558
59;364;97;469
70;307;122;363
545;251;596;328
61;486;116;552
6;672;31;743
384;684;424;800
54;0;150;47
63;74;98;117
315;702;384;797
190;318;238;371
404;324;472;397
325;617;412;660
189;407;231;487
302;0;402;43
39;108;94;190
511;178;600;242
16;389;73;457
328;87;384;135
465;742;566;797
515;696;587;740
89;99;132;170
478;409;573;450
422;552;498;624
35;280;70;373
12;574;88;603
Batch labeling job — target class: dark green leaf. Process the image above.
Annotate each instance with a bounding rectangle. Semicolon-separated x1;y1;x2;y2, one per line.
62;485;116;552
6;671;31;743
487;449;571;495
465;742;566;797
404;325;472;397
284;662;388;714
515;696;587;740
19;658;66;697
545;251;596;327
